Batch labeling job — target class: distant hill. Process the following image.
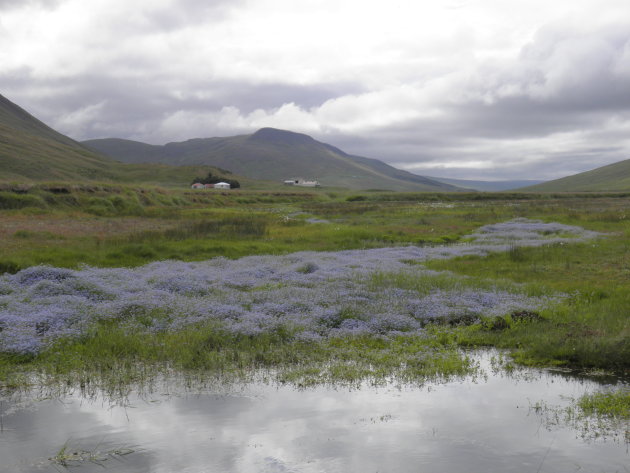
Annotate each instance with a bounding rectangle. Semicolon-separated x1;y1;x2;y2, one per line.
84;128;462;191
0;94;248;186
0;94;122;181
426;176;545;192
519;159;630;192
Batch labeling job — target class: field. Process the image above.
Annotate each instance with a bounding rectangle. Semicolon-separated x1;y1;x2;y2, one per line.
0;185;628;401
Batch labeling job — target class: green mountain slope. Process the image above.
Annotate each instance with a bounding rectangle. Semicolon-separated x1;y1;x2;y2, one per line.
519;159;630;192
0;94;249;186
84;128;462;191
0;94;122;181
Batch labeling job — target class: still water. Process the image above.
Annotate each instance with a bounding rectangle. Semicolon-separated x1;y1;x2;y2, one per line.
1;356;628;473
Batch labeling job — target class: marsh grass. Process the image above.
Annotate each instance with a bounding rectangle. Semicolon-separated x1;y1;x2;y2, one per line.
530;389;630;443
427;232;630;371
49;439;139;468
0;318;474;394
1;189;629;391
8;187;623;273
367;268;538;296
120;216;270;243
578;390;630;419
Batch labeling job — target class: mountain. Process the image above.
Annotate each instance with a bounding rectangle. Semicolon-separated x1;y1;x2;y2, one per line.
518;159;630;192
83;128;462;191
0;94;246;186
426;176;546;192
0;94;120;181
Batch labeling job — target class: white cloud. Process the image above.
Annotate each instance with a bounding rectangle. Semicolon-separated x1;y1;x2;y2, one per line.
1;0;630;179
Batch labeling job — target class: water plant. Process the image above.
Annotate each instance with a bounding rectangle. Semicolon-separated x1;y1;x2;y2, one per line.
529;388;630;443
49;439;138;468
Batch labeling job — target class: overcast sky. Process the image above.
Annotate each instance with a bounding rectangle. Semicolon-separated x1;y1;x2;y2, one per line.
1;0;629;180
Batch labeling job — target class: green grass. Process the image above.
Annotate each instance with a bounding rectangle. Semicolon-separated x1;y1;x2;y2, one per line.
578;390;630;419
426;224;630;371
0;189;628;392
524;158;630;192
0;320;474;393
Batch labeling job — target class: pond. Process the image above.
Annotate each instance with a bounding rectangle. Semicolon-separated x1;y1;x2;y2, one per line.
1;353;627;473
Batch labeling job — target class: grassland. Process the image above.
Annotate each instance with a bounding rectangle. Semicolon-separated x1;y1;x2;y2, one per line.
523;158;630;192
0;186;628;401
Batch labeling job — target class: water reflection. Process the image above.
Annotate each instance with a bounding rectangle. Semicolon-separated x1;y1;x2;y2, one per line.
1;356;628;473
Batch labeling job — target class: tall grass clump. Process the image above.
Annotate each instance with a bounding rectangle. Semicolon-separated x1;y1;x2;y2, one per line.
0;191;47;210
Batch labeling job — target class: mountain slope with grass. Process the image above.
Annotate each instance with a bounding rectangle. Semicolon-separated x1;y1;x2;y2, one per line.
84;128;462;191
519;159;630;192
0;94;251;186
0;93;123;181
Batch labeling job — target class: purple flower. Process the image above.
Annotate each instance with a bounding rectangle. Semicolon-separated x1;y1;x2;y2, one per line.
0;219;593;354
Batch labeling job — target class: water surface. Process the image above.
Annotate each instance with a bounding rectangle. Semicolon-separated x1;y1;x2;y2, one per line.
1;356;627;473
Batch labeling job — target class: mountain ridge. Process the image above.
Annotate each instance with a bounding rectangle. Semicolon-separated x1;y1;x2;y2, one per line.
0;93;247;186
83;128;461;191
518;159;630;192
0;93;123;181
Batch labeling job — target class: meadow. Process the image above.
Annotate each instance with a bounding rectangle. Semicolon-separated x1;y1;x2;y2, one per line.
0;185;628;414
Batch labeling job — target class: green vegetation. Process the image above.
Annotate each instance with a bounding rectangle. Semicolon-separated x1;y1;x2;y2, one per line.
530;389;630;441
578;390;630;419
0;187;628;394
523;158;630;192
0;322;474;393
191;170;241;188
425;223;630;370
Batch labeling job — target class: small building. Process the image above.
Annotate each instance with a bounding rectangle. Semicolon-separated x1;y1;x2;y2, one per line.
283;178;320;187
214;182;231;190
204;183;214;189
191;182;204;189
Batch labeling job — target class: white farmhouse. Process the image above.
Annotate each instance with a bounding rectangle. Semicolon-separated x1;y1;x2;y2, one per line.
283;178;320;187
214;182;231;189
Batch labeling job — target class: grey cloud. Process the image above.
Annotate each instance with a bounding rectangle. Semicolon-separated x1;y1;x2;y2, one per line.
1;12;629;181
317;112;630;181
0;67;362;142
0;0;61;11
341;22;630;179
452;23;630;130
139;0;248;32
193;81;365;114
321;22;630;167
403;148;630;181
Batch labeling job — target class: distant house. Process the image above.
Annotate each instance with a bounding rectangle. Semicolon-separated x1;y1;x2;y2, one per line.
191;182;204;189
283;178;320;187
214;182;231;189
204;183;214;189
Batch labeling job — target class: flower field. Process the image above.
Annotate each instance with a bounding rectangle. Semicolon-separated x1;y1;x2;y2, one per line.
0;219;598;355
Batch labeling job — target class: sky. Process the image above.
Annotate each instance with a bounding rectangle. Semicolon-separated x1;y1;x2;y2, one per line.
1;0;629;180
